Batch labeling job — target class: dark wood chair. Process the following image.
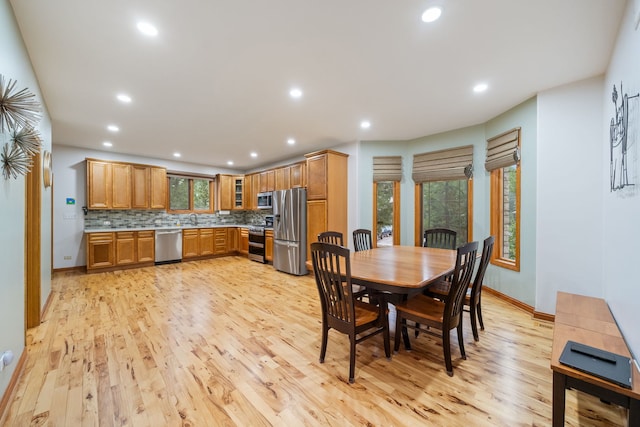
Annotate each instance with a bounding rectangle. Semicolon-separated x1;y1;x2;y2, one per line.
425;236;494;341
353;229;373;252
311;242;391;383
423;228;457;250
318;231;344;246
394;241;478;376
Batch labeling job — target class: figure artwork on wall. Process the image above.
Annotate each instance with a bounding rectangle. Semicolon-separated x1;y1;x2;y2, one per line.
610;82;639;192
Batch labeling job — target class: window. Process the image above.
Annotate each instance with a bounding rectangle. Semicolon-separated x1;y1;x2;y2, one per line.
490;164;520;270
411;146;474;246
168;175;214;213
373;181;400;246
372;156;402;247
419;179;472;245
486;127;521;271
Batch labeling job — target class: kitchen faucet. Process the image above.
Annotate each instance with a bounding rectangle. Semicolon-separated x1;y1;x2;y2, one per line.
189;213;198;225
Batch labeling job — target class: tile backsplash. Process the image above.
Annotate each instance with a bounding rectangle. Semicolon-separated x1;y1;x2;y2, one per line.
84;209;273;229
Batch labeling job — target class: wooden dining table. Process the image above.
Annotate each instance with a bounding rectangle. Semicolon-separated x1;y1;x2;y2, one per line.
347;245;458;295
323;245;459;349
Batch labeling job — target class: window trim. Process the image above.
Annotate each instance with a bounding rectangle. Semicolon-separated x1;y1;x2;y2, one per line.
489;165;520;271
373;181;400;247
167;176;215;214
414;179;473;246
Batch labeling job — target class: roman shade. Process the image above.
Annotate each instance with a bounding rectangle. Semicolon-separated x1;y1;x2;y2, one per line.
485;127;521;171
412;145;473;183
373;156;402;182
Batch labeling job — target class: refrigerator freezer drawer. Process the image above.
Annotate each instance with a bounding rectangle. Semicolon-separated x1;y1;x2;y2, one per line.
273;240;307;276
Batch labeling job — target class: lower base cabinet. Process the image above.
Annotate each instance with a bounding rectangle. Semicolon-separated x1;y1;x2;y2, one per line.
265;229;273;262
87;230;155;272
182;227;235;259
239;228;249;255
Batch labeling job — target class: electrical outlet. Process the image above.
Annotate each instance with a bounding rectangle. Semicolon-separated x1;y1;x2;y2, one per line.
103;220;111;226
63;256;72;260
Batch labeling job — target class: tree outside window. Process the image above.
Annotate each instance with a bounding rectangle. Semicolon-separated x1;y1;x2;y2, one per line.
421;180;469;245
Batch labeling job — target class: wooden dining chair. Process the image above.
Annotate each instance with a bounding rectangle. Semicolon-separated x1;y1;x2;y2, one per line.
394;241;478;376
425;236;495;341
318;231;344;246
423;228;457;250
353;229;373;252
311;242;391;383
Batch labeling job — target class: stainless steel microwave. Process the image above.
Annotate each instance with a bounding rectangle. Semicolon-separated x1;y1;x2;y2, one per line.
257;192;272;209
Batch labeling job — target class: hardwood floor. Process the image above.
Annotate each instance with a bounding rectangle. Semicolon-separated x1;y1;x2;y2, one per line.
1;257;627;426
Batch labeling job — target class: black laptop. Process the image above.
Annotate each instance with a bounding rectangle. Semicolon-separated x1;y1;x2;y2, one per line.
559;340;632;389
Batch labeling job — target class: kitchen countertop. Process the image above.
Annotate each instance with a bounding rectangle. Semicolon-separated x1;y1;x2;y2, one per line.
84;224;264;233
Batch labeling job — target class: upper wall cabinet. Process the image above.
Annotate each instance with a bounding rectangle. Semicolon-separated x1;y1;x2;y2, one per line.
216;174;244;210
87;159;167;210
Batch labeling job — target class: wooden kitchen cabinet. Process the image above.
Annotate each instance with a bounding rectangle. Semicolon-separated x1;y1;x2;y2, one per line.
260;170;275;192
265;229;273;262
132;166;150;209
304;150;348;261
217;175;244;210
182;229;200;258
87;160;112;209
87;159;166;210
137;231;155;263
244;174;255;210
214;228;228;255
239;228;249;255
290;161;305;188
227;227;238;253
87;232;115;270
150;167;167;209
275;166;290;191
111;163;132;209
115;232;136;265
199;228;215;256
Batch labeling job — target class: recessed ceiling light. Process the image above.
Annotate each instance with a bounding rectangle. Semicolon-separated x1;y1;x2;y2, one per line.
287;138;295;145
250;152;258;158
137;22;158;37
227;161;234;166
173;152;181;158
116;94;132;103
289;88;303;99
107;125;119;132
103;141;113;147
422;7;442;23
473;83;489;93
360;120;371;129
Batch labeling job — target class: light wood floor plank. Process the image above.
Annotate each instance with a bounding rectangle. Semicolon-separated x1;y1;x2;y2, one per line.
1;256;627;426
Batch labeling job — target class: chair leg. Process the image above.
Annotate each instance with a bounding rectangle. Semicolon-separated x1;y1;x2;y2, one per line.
349;335;356;383
383;319;391;359
477;298;485;331
319;322;328;363
457;323;466;360
469;304;480;342
443;329;453;376
394;314;404;352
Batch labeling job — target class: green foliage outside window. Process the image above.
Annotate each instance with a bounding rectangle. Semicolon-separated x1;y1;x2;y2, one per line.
422;180;468;244
376;181;394;241
193;179;211;210
503;165;517;260
169;177;189;211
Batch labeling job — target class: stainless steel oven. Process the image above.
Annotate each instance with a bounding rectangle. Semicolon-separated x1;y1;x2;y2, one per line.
248;226;266;263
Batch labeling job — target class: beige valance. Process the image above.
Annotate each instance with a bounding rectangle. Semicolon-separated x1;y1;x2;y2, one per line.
485;128;521;171
412;145;473;183
373;156;402;182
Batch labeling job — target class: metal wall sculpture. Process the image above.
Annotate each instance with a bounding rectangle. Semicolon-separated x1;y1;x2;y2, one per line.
610;82;639;192
0;74;42;180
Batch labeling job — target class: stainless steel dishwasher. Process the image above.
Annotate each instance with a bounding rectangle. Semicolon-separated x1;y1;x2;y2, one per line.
155;228;182;264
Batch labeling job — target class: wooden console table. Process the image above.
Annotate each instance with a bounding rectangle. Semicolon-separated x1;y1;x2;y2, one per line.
551;291;640;426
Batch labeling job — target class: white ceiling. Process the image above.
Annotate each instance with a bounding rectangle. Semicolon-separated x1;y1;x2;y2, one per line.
9;0;626;170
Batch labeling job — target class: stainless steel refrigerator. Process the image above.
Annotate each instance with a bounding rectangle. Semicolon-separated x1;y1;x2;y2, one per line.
273;187;307;275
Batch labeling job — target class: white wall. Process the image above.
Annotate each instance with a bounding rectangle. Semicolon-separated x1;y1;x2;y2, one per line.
0;0;52;399
52;144;240;269
603;0;640;360
535;77;604;314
